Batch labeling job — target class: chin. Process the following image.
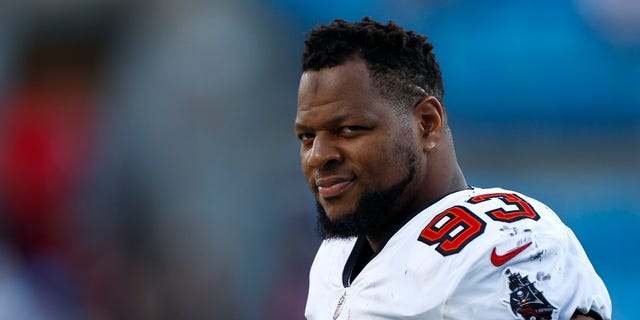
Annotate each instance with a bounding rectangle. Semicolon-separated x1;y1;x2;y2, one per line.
319;199;356;220
324;208;353;223
315;200;359;239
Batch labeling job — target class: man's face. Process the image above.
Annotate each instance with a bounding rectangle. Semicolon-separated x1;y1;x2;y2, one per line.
295;60;421;238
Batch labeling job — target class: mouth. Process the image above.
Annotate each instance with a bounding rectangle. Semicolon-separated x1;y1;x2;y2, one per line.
315;177;356;199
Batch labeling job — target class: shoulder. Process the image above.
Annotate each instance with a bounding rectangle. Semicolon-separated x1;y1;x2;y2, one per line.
414;187;567;258
413;187;611;320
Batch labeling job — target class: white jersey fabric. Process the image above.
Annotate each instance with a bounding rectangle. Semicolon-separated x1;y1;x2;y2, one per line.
305;187;611;320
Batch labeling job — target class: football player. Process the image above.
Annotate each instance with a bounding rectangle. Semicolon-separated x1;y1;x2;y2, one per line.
295;18;611;320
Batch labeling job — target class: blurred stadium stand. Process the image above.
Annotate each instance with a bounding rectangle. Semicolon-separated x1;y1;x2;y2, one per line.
0;0;637;319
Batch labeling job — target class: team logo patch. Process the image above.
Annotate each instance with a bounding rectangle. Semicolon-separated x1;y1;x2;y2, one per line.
504;268;557;320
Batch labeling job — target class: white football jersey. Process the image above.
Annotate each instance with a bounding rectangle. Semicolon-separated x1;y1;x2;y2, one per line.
305;187;611;320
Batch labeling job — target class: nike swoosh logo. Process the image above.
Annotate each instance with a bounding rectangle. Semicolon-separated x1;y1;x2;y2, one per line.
490;241;532;267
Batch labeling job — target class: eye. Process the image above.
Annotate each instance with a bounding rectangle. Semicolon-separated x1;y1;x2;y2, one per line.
340;126;366;135
297;132;315;142
342;126;362;133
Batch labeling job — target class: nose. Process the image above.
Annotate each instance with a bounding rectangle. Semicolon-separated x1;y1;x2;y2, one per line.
306;133;342;169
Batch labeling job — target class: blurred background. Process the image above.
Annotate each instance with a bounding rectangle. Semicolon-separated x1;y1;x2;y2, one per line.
0;0;637;319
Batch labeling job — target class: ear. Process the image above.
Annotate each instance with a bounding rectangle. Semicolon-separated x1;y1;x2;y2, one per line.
413;96;445;151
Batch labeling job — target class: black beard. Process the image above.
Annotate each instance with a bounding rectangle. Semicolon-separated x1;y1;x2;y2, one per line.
315;158;416;240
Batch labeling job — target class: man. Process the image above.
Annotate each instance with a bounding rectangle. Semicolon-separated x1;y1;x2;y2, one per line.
294;18;611;320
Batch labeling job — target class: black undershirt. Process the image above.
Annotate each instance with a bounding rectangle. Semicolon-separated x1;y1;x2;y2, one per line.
342;235;374;287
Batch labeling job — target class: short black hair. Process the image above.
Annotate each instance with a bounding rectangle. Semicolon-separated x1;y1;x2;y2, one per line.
302;17;444;109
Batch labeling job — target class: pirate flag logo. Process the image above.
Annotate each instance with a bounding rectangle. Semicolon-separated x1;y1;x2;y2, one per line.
504;269;557;320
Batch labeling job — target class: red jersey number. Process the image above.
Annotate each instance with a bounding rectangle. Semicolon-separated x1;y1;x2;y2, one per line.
467;193;540;222
418;206;486;256
419;193;540;256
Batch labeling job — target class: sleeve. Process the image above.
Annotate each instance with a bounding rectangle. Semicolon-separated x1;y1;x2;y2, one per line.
443;213;611;320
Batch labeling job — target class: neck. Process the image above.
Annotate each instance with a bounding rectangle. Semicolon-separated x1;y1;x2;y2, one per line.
365;162;468;253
